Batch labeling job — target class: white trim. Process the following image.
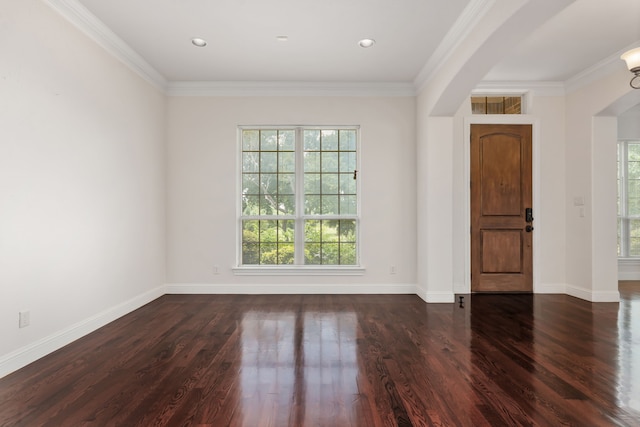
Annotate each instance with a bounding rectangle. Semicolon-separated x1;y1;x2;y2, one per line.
232;266;365;276
422;291;456;304
474;81;566;97
414;0;496;90
166;81;416;97
618;258;640;280
166;283;415;295
0;285;165;379
44;0;167;90
566;285;620;303
463;115;541;294
565;40;640;94
535;283;567;294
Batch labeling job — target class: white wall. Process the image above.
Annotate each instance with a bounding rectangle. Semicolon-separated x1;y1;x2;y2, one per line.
565;68;633;301
619;107;640;139
0;0;166;375
166;96;417;291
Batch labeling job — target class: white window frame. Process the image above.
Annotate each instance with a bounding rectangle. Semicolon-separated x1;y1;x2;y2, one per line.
233;125;365;276
618;139;640;258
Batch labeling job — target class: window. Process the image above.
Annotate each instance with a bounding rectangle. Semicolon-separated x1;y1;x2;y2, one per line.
471;96;522;114
618;140;640;257
239;127;359;267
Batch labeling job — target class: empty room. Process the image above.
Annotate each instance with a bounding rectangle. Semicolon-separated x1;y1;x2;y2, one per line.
1;0;640;425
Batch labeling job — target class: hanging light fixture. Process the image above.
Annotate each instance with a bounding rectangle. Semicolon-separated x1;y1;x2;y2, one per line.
621;47;640;89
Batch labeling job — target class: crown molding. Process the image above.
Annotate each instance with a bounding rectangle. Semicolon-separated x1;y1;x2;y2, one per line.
414;0;496;90
44;0;167;91
474;81;566;97
166;81;417;97
564;40;640;94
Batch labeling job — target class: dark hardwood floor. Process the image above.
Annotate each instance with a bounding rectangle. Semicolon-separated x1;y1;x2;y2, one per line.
1;285;639;426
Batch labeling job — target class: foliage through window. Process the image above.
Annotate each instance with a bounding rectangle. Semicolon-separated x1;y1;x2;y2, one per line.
618;140;640;257
240;127;359;266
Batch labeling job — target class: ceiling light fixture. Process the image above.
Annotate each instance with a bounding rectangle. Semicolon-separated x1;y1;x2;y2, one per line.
191;37;208;47
621;47;640;89
358;38;375;48
276;35;289;42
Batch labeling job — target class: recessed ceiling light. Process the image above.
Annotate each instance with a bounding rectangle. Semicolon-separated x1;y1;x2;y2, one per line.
358;38;375;48
276;35;289;42
191;38;207;47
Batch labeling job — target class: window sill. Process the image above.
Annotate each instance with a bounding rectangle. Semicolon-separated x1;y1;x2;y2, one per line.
232;266;366;276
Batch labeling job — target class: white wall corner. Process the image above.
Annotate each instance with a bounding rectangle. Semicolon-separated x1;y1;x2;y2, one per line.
0;286;166;379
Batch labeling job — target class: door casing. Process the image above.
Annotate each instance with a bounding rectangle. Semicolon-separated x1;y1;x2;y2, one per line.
462;115;540;294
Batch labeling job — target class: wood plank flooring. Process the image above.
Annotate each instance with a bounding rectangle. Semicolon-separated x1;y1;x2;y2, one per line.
1;285;639;426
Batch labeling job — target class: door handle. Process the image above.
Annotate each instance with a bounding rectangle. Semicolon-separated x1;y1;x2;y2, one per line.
525;225;534;232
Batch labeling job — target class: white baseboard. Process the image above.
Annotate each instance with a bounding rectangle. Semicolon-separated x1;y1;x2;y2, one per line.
566;285;620;302
0;285;166;379
535;283;566;294
165;283;417;295
415;289;455;303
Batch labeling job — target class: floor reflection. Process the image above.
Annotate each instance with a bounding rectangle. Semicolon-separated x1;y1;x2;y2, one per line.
240;310;358;426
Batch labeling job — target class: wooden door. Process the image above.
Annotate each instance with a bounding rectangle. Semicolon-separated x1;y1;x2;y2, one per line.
471;124;533;292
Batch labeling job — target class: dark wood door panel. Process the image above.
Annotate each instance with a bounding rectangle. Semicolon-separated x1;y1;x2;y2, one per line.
471;124;532;292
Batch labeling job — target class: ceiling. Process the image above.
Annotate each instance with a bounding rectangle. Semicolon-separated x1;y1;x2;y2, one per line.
73;0;639;85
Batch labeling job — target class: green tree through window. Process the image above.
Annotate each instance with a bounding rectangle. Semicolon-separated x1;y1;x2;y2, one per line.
240;127;359;266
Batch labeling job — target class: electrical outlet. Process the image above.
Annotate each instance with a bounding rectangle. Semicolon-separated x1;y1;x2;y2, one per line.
214;265;220;275
19;311;30;328
390;265;397;275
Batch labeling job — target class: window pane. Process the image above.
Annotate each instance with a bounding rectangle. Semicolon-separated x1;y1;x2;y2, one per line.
630;219;640;256
321;130;338;150
305;195;321;215
304;130;320;151
339;152;356;172
340;195;357;215
260;173;277;195
340;174;356;195
339;130;357;151
278;174;295;194
243;195;260;215
629;143;640;161
260;152;278;172
322;243;340;264
321;174;338;194
243;152;259;173
242;130;259;151
304;173;320;194
261;130;278;150
279;130;295;151
629;179;640;216
277;195;295;215
340;243;356;264
243;173;259;195
321;152;339;172
321;195;339;215
279;152;295;173
304;152;320;172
